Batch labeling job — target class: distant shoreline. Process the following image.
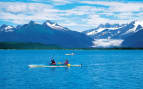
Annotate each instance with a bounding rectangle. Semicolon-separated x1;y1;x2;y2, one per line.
1;48;143;50
0;42;143;50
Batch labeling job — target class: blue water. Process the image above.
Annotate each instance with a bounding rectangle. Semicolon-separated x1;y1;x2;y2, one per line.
1;50;143;89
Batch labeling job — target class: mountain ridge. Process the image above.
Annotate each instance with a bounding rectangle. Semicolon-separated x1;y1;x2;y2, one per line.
0;20;93;48
84;20;143;39
1;20;143;48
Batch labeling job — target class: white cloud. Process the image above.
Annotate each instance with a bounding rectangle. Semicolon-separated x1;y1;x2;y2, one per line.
76;1;143;28
51;0;74;5
0;2;53;13
6;4;27;13
60;20;78;27
86;13;129;26
64;6;105;16
87;14;109;26
80;1;143;12
80;1;123;6
32;0;74;5
116;12;136;20
92;39;123;48
0;1;143;31
87;14;133;26
109;3;143;13
0;2;64;24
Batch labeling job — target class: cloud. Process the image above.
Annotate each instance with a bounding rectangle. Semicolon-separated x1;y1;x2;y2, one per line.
87;14;134;26
80;1;143;12
87;14;109;26
77;1;143;27
32;0;74;5
64;6;105;16
61;6;109;28
60;20;78;27
0;2;64;24
0;1;143;31
109;3;143;13
51;0;74;5
63;5;135;27
0;2;103;30
92;39;123;48
115;12;137;20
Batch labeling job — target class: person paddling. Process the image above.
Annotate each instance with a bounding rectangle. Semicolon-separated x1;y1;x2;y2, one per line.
64;60;69;65
51;59;56;65
64;60;71;67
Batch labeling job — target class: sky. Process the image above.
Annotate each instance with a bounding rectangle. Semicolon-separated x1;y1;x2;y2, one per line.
0;0;143;32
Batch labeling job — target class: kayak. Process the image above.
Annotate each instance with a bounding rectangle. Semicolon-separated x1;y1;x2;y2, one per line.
65;53;75;55
28;64;82;68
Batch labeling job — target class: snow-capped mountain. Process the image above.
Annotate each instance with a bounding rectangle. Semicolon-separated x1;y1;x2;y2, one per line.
83;20;143;48
0;24;15;32
0;20;93;48
43;20;68;31
84;23;120;34
1;20;143;48
122;21;143;35
84;21;143;39
84;23;124;39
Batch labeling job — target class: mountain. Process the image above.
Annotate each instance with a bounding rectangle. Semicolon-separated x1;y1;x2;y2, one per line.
122;29;143;48
83;23;124;39
84;21;143;39
43;20;68;30
0;24;15;32
0;20;93;48
1;20;143;49
83;20;143;48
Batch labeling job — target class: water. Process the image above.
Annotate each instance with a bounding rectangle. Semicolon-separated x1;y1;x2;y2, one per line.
1;50;143;89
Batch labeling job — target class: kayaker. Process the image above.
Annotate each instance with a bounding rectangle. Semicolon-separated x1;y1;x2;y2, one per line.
51;59;56;65
64;60;69;65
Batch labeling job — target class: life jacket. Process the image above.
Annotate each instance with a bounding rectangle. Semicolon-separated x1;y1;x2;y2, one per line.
52;63;56;65
51;60;56;65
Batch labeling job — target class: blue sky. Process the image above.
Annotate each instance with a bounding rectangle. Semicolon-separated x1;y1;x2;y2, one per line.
0;0;143;31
